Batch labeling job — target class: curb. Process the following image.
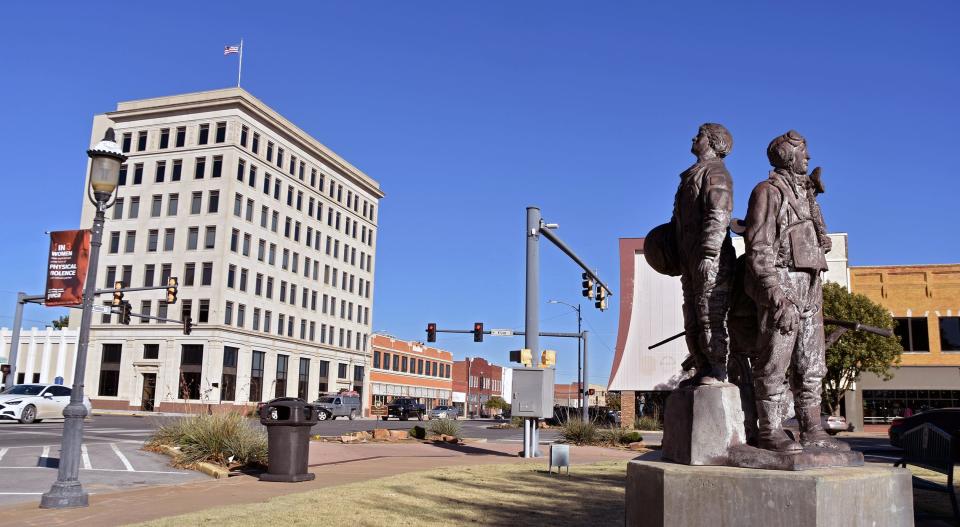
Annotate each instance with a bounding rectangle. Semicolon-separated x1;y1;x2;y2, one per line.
93;410;193;417
154;444;231;479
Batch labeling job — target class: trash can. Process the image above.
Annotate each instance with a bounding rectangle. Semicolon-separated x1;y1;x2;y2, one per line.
259;397;319;482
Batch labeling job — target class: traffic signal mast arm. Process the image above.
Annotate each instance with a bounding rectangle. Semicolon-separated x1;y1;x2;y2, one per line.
426;325;581;339
537;224;614;299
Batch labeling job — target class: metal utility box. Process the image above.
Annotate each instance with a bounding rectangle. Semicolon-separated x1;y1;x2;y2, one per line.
511;367;555;418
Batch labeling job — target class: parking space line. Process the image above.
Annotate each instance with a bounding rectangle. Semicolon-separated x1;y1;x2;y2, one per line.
110;443;135;471
40;446;50;460
81;444;92;470
0;492;44;495
0;467;192;475
0;448;7;462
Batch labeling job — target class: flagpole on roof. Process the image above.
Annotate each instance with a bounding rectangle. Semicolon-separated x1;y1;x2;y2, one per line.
237;39;244;87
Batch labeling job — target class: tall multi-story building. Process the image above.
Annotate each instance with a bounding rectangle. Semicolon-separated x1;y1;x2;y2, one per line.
369;334;453;414
452;357;503;417
75;88;384;413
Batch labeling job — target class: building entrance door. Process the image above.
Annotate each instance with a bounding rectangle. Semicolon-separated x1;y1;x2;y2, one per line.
141;373;157;412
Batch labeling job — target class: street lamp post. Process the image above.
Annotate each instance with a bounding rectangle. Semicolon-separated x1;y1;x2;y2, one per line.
41;129;125;509
548;300;583;420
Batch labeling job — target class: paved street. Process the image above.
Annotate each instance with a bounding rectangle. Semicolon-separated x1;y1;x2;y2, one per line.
0;417;206;506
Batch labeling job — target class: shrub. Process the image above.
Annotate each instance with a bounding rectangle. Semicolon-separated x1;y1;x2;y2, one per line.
510;416;525;428
428;418;462;438
597;427;644;445
560;418;597;445
409;425;426;439
147;412;267;468
635;416;662;431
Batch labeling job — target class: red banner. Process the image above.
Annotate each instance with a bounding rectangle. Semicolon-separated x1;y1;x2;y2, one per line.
45;230;91;307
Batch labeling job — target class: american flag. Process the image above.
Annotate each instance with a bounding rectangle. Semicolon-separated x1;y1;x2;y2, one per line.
224;45;240;56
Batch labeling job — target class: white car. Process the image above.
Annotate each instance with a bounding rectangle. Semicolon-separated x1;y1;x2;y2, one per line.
0;384;92;424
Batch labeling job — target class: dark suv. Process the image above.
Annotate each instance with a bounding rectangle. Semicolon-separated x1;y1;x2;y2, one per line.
385;398;426;421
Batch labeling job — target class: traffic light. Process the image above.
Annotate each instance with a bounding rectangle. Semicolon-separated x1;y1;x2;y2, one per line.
118;301;132;325
595;287;608;311
582;272;595;299
509;349;533;366
473;322;484;342
166;277;178;304
112;281;124;306
540;350;556;368
183;316;193;335
588;388;596;396
426;323;437;343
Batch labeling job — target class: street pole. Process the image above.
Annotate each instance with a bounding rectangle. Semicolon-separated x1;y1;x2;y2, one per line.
524;207;540;459
40;205;105;508
582;330;589;422
4;293;26;390
42;128;124;509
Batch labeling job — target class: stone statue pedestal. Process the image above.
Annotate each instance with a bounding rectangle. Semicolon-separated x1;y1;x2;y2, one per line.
625;455;914;527
662;383;746;465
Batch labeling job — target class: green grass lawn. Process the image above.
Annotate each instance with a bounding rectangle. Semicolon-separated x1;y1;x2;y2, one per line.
133;461;629;527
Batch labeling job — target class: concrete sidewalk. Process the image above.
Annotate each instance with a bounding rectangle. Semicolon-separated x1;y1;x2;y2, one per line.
0;441;639;527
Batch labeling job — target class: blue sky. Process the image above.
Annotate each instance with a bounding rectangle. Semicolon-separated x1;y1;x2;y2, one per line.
0;2;957;386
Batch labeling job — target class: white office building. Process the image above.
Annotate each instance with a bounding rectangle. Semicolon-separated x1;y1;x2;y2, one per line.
75;88;383;413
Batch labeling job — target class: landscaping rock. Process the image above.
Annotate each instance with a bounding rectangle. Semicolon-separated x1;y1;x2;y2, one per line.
628;442;647;451
372;429;390;440
388;429;409;440
353;431;372;440
340;435;358;443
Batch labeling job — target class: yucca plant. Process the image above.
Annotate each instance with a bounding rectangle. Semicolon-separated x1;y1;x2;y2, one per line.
428;418;462;438
559;418;597;445
147;412;267;468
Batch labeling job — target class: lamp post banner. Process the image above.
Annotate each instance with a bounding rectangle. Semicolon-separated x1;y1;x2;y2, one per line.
44;229;91;307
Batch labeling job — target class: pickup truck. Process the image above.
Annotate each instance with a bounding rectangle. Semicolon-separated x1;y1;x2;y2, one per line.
383;397;426;421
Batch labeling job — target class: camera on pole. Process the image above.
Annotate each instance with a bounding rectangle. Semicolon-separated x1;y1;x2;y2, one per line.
426;322;437;343
112;281;124;306
581;272;595;299
166;277;178;304
473;322;484;342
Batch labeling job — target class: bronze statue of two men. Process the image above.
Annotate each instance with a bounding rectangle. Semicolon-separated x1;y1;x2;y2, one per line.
661;124;847;454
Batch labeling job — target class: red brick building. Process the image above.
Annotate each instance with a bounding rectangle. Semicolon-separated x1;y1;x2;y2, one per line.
369;335;453;415
453;357;503;417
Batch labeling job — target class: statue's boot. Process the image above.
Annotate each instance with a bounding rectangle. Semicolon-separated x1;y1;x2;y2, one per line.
756;401;801;453
797;406;851;451
698;364;728;385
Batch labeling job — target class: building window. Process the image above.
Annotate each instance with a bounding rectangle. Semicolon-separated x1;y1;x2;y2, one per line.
121;133;131;153
159;128;169;149
124;231;136;253
139;300;152;323
198;124;209;145
143;264;155;287
215;121;226;143
98;344;122;396
221;346;238;402
318;360;329;393
240;125;248;147
244;350;265;402
276;354;289;398
894;317;930;352
298;358;310;401
201;262;213;286
155;161;166;183
133;163;143;184
195;157;206;179
172;160;182;181
109;231;120;254
252;132;260;154
175;126;186;147
401;356;408;373
187;227;199;250
940;317;960;351
179;344;204;400
204;226;217;249
212;155;223;178
143;344;159;360
338;363;348;380
209;190;220;213
184;263;195;286
147;229;159;252
167;193;178;216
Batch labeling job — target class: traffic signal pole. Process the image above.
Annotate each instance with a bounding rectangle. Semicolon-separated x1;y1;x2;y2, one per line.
524;207;541;458
581;330;588;422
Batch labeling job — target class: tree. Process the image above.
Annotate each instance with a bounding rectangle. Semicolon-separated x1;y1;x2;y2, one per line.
51;315;70;329
484;396;510;412
606;392;621;410
821;281;903;416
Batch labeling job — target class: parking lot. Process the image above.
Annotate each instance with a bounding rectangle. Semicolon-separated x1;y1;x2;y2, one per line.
0;419;206;506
